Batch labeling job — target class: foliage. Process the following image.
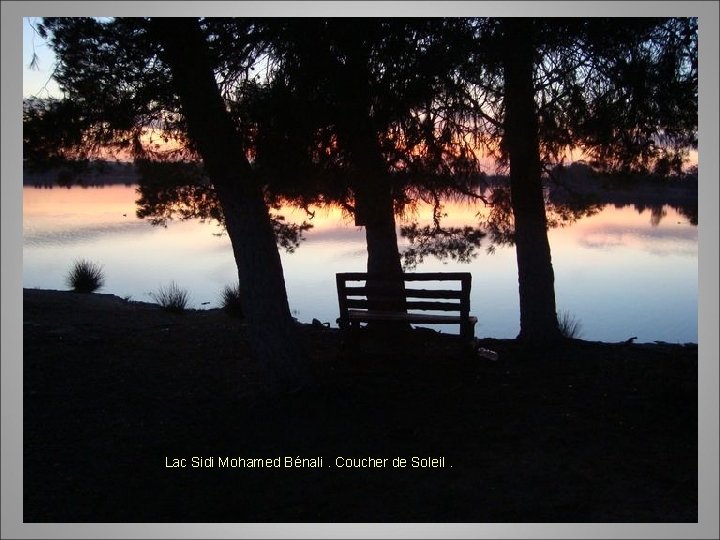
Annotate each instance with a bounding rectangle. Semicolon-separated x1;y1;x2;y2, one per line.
259;19;486;172
558;310;583;339
28;17;697;185
133;160;221;226
23;98;91;171
478;182;606;250
29;16;698;344
269;212;314;253
132;159;314;250
466;18;698;176
220;282;243;318
150;281;190;313
35;17;190;161
66;259;105;293
400;223;486;270
480;185;515;249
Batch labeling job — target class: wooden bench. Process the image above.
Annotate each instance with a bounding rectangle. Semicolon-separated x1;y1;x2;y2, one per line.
336;272;478;341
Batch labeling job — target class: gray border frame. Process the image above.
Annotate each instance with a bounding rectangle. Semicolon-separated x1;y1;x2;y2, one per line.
3;2;718;538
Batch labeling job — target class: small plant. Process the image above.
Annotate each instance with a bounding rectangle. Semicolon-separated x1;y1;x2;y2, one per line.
220;282;243;318
558;309;583;339
66;259;105;293
151;281;190;313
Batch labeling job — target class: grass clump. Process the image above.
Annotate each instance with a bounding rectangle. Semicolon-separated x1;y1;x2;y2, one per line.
66;259;105;293
220;282;243;318
558;309;583;339
151;281;190;313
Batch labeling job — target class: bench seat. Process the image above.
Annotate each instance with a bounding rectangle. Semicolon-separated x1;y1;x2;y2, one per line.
336;272;478;342
347;309;478;326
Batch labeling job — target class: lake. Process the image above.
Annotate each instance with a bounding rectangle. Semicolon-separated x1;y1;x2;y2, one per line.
22;183;698;344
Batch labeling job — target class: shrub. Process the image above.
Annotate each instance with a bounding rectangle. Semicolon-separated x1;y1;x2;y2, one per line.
220;282;243;317
558;309;583;339
151;281;190;313
66;259;105;293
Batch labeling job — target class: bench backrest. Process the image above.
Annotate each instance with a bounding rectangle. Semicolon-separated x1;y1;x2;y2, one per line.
336;272;472;317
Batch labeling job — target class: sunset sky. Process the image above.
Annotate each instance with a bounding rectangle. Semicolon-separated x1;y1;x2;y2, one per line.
22;16;698;170
8;6;711;536
23;18;61;98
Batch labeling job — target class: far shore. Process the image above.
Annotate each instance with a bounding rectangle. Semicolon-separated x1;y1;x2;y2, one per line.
22;160;699;207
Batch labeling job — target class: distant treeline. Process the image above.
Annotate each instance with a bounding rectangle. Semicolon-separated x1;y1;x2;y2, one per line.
547;161;698;208
22;160;139;187
23;158;698;191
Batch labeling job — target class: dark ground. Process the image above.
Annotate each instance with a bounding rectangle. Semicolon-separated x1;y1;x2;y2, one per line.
23;288;698;523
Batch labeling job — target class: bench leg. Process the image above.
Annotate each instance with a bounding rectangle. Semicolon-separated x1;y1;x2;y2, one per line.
338;320;362;356
459;320;476;355
461;320;477;341
460;321;475;353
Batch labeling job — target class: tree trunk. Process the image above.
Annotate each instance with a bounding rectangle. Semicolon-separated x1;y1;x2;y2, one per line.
502;18;563;342
148;18;310;389
355;175;406;313
335;34;406;315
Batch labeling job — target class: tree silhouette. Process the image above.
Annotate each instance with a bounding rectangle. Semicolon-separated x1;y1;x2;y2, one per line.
241;19;497;320
256;17;697;341
26;16;697;348
133;160;313;252
35;17;310;389
455;17;697;341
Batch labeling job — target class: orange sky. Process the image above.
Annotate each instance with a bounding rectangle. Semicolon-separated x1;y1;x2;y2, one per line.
23;185;137;223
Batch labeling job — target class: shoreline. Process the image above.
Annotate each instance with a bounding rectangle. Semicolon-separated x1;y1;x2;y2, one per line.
22;287;699;347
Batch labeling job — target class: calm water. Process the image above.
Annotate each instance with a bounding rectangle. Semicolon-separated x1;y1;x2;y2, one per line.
22;184;698;344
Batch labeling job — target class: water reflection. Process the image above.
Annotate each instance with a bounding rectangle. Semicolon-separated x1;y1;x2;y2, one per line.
132;161;315;253
400;224;486;270
547;162;698;226
24;162;699;242
23;221;150;248
129;171;700;264
632;202;697;227
22;179;698;343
